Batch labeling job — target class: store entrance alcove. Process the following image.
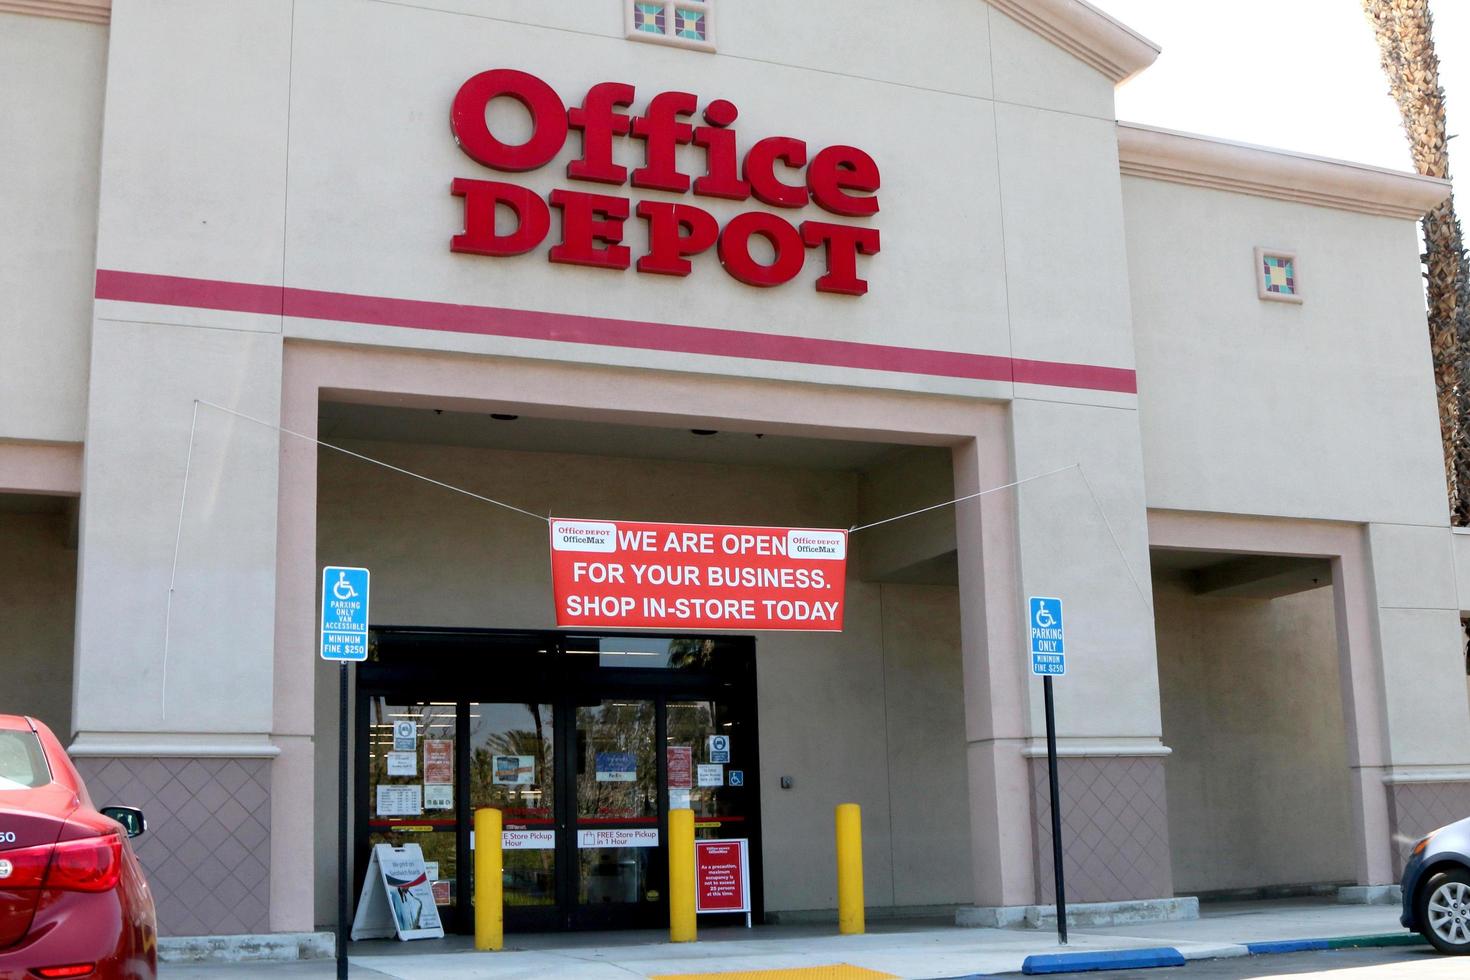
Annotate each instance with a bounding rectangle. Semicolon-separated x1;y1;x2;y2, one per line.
311;399;974;932
1151;547;1355;900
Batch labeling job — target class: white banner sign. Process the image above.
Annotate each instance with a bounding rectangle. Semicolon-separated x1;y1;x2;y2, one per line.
577;828;659;849
502;830;557;850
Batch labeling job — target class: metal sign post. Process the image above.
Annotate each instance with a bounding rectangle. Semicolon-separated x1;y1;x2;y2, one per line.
1028;596;1067;946
321;567;370;978
337;662;348;978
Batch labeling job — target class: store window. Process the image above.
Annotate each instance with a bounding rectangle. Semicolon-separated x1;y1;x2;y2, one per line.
626;0;715;52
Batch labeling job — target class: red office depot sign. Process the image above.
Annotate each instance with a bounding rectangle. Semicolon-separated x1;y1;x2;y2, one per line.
549;519;847;631
449;69;881;294
695;839;751;914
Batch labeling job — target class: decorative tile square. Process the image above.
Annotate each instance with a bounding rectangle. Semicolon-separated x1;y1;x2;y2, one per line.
1263;255;1295;295
1255;247;1302;302
633;1;666;34
674;5;707;40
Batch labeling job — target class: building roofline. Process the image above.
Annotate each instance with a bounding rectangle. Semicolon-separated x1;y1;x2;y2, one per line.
1117;121;1451;220
0;1;110;25
988;0;1161;84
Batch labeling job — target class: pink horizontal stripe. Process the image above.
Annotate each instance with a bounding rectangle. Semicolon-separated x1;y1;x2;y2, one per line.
94;270;1137;394
95;269;283;316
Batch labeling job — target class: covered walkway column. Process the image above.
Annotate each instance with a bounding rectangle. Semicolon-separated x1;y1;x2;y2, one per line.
957;398;1174;921
952;418;1035;909
268;348;323;932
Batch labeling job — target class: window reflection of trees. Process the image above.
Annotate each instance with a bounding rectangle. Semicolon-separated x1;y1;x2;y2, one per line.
668;638;717;670
469;704;556;907
577;702;656;819
666;700;725;821
471;703;553;821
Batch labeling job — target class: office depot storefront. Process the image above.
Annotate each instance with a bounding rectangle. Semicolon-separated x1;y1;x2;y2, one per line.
4;0;1469;941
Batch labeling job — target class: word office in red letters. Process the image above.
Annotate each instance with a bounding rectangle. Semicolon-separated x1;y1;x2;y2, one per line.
449;69;881;295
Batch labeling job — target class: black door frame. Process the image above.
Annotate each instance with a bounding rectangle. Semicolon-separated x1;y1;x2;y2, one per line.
353;626;763;933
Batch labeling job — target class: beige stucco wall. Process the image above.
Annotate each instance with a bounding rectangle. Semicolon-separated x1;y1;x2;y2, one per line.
71;322;282;736
1153;572;1355;892
1125;176;1470;787
1123;177;1445;527
0;509;77;738
90;1;1135;405
0;13;105;443
309;439;970;921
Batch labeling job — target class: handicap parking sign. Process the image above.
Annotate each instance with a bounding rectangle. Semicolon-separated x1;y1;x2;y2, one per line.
1028;596;1065;677
321;566;370;661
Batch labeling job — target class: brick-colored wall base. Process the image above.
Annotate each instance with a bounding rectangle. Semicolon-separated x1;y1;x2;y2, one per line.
1029;755;1173;903
1388;781;1470;878
75;756;271;936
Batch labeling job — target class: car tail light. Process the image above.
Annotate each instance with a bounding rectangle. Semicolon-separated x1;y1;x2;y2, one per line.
31;965;97;978
43;833;122;892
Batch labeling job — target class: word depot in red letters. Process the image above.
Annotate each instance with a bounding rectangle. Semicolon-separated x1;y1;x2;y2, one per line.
449;69;881;295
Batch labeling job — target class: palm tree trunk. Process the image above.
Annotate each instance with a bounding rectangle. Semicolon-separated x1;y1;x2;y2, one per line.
1363;0;1469;523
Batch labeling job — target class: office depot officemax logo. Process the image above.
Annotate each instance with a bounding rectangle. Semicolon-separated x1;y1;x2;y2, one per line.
449;69;881;295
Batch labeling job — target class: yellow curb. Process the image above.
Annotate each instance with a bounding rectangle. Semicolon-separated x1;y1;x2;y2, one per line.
653;966;898;980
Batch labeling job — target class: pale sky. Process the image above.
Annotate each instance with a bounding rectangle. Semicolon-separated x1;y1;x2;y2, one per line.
1096;0;1466;201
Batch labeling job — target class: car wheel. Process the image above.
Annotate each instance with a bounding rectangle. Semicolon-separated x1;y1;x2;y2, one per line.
1419;868;1470;954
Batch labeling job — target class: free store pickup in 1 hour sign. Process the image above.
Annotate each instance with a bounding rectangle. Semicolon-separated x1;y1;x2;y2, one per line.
549;519;847;631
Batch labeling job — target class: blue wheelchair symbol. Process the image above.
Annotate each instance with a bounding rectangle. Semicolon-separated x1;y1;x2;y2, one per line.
728;770;744;787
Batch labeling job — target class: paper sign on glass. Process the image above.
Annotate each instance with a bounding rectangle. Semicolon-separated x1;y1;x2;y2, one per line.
393;720;418;751
697;764;724;787
577;828;659;848
667;746;693;789
376;785;423;817
424;784;453;810
595;751;637;782
386;752;416;776
502;830;556;850
493;755;535;785
423;740;453;783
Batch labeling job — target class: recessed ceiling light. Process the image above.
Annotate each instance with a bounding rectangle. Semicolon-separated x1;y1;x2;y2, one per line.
491;414;519;421
691;429;718;436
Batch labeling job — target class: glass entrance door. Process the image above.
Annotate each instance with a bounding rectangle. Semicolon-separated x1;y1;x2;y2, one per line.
467;702;557;930
571;699;664;927
363;700;460;919
357;629;762;933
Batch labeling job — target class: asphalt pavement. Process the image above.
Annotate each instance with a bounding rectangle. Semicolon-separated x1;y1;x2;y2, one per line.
155;900;1447;979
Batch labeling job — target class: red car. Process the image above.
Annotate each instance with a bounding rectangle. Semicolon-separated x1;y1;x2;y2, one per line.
0;716;156;979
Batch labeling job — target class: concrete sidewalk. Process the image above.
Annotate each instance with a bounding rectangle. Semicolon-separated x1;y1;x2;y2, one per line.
159;900;1423;979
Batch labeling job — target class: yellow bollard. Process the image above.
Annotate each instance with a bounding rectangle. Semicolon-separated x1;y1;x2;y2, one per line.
668;807;697;942
836;803;864;935
474;807;503;951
